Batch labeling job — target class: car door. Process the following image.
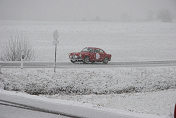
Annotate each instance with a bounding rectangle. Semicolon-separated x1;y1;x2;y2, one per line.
99;49;106;61
89;48;95;61
94;49;101;61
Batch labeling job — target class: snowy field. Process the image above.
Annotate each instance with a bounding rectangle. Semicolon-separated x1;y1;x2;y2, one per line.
0;67;176;117
0;21;176;117
46;89;176;117
0;21;176;62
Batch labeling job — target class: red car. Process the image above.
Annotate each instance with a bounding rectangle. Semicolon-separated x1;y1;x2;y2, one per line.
69;47;111;64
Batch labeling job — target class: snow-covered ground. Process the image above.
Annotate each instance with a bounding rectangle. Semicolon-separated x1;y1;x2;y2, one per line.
0;21;176;118
1;67;176;95
0;21;176;62
0;90;168;118
0;67;176;117
46;89;176;117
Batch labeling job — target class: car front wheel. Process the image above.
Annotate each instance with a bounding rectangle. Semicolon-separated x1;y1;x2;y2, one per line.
71;60;76;63
83;56;90;64
103;58;109;64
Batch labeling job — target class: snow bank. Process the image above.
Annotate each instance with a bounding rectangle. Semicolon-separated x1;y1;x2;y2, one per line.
0;67;176;95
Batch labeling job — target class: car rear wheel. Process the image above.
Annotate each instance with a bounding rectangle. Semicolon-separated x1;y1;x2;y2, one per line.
83;56;90;64
91;61;95;64
103;58;109;64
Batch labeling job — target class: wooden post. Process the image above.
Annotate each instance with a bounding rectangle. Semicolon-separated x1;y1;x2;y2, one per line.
21;51;24;69
21;58;23;69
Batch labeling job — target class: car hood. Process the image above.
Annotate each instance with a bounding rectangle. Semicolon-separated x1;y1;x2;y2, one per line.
70;52;88;56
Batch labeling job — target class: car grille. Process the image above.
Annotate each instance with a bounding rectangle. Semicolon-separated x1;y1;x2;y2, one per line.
71;55;80;59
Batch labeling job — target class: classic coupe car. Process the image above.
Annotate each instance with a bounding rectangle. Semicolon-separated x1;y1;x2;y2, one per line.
69;47;111;64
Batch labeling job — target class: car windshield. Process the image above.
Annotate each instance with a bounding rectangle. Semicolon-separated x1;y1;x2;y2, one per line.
81;48;93;52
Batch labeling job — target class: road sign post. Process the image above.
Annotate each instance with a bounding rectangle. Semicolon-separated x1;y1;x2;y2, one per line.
53;30;59;72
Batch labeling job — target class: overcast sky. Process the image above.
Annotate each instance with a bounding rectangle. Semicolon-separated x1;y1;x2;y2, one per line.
0;0;176;21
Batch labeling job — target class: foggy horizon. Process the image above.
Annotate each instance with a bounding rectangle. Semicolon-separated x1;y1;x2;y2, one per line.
0;0;176;21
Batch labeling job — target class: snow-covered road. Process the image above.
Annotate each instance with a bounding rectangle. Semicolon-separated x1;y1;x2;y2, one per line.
1;60;176;68
0;102;69;118
0;90;167;118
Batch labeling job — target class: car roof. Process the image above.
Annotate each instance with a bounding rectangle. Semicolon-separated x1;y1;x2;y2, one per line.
87;47;101;50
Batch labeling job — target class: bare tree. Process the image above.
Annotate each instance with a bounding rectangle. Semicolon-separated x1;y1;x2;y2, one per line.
1;33;34;61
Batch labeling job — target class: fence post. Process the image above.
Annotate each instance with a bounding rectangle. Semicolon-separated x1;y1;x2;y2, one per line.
21;50;25;69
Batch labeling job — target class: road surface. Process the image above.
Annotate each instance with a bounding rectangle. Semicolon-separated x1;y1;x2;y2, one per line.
0;102;70;118
0;91;165;118
0;60;176;68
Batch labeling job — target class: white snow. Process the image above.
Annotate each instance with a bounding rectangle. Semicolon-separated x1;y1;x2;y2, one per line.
0;67;176;117
0;21;176;62
0;90;169;118
0;21;176;118
1;67;176;95
46;89;176;117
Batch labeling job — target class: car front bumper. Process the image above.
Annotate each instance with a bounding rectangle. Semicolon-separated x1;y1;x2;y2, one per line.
69;55;83;61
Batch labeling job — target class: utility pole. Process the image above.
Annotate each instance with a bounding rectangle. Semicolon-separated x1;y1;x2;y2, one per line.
53;30;59;72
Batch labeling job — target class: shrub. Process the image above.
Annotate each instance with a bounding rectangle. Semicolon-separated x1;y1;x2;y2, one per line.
1;33;34;61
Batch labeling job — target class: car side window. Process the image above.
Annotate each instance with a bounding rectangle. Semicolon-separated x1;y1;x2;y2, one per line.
81;48;88;52
99;49;104;53
95;49;100;53
89;48;94;53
